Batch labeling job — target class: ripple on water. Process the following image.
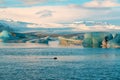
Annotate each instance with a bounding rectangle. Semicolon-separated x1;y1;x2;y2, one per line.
0;48;120;80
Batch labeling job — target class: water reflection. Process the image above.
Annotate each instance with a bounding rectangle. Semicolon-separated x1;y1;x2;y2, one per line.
0;43;48;48
0;42;83;48
0;53;119;63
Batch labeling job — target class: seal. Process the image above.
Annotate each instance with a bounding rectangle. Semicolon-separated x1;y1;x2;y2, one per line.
53;57;57;60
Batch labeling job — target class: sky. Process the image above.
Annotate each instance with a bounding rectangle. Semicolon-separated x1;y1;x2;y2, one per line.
0;0;91;7
0;0;120;31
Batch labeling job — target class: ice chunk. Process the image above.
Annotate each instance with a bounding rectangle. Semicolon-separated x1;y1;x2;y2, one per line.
108;33;120;48
82;32;112;48
0;30;10;38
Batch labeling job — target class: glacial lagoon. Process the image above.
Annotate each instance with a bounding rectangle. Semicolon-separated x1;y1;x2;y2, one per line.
0;44;120;80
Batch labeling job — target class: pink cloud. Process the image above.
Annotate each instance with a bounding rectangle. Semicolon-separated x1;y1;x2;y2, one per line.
83;0;120;8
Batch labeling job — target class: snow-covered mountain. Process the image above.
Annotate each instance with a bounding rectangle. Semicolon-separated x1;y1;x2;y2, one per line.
0;19;73;33
71;21;120;32
0;19;39;32
0;19;120;34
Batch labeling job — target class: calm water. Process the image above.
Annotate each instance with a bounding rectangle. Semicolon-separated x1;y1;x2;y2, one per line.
0;48;120;80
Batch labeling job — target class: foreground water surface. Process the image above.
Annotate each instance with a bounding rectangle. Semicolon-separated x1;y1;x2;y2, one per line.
0;48;120;80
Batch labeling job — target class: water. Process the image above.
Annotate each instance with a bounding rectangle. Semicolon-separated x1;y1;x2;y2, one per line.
0;48;120;80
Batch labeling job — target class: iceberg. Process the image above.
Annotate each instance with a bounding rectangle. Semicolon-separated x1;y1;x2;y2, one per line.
0;30;10;38
0;30;11;42
107;33;120;48
82;32;112;48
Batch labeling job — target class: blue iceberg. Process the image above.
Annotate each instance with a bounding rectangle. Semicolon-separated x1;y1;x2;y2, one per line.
82;32;113;48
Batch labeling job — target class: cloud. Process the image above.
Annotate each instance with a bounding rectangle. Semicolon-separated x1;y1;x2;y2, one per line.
0;5;120;26
21;0;46;5
0;6;90;23
36;10;54;17
27;23;65;28
69;22;120;31
20;0;66;5
0;5;120;32
26;21;120;31
0;0;119;31
83;0;120;8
